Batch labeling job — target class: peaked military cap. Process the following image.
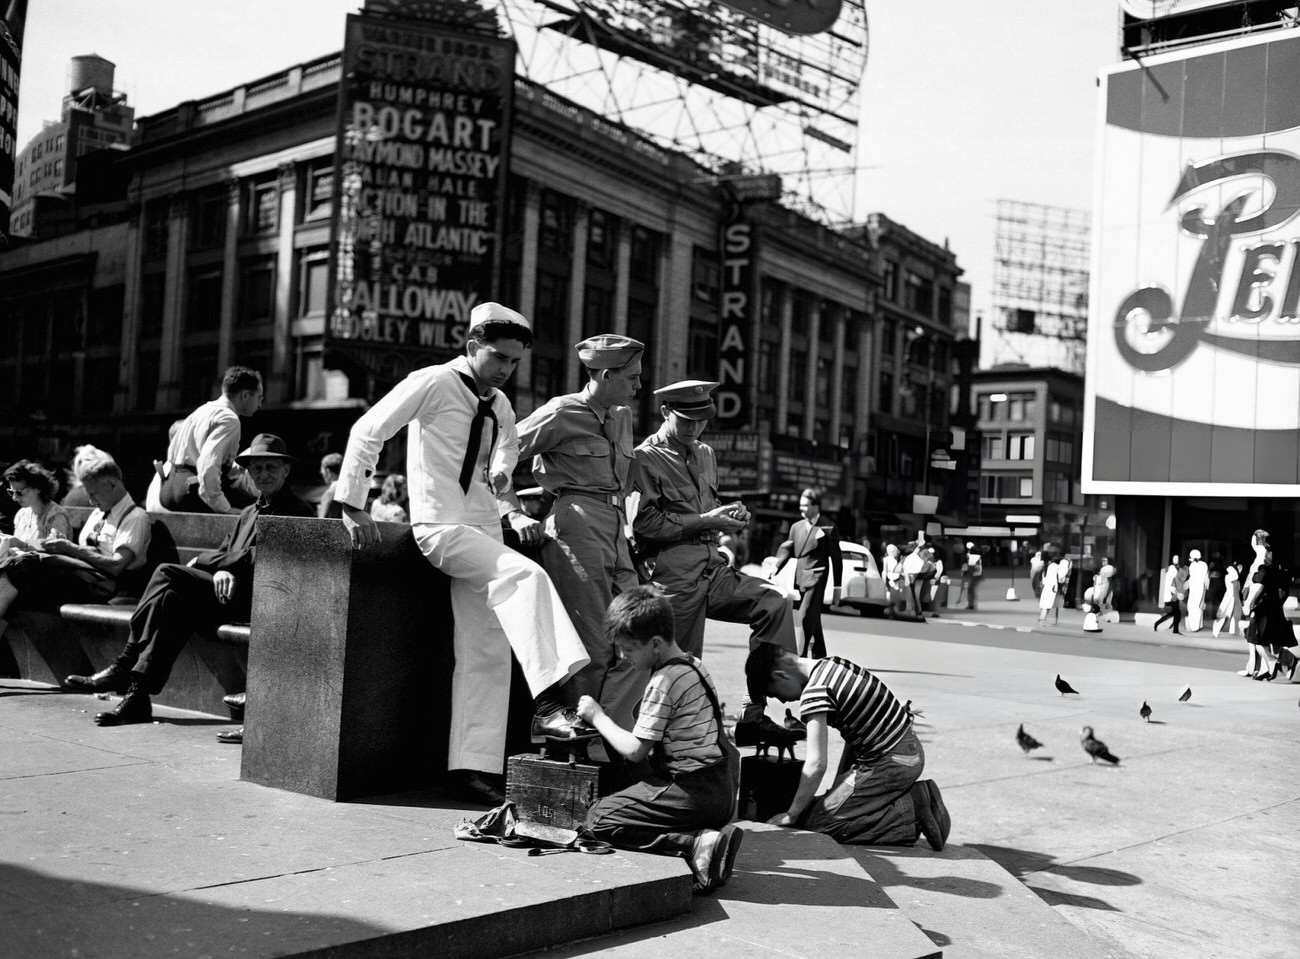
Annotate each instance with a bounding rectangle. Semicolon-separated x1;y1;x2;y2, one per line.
469;301;531;332
654;380;719;420
576;334;645;369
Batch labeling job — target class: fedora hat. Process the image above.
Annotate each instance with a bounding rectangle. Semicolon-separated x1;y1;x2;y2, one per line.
235;433;296;466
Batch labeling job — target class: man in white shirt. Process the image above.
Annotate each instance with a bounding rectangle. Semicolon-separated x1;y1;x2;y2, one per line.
0;453;151;630
159;366;263;514
1154;554;1183;634
335;302;590;806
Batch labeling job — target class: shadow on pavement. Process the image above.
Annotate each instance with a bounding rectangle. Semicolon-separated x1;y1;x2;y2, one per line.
969;843;1140;912
1;862;386;956
852;849;1007;900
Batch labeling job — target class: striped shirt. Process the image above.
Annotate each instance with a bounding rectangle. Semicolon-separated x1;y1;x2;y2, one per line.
800;657;911;762
632;655;723;775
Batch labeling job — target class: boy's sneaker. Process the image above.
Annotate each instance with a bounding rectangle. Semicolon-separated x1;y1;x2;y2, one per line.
925;780;951;847
689;829;722;893
910;781;945;851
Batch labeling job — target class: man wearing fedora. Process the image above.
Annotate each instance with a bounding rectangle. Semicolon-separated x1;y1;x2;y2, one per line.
517;333;646;734
65;433;313;727
334;302;590;806
630;380;799;745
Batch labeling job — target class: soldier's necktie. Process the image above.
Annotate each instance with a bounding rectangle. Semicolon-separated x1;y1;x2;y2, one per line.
456;373;498;493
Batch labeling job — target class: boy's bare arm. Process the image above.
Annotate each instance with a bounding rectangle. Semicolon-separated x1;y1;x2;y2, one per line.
576;695;653;763
768;713;830;826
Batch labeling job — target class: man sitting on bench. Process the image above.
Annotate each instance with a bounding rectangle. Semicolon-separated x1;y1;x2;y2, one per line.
65;434;313;727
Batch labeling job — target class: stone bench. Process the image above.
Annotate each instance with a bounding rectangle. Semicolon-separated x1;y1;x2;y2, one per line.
0;508;243;714
239;515;455;801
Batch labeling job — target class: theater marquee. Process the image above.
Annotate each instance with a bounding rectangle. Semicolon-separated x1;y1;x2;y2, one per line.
326;12;514;384
1085;29;1300;496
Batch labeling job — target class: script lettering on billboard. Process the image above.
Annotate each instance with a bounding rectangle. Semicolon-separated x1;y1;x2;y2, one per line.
327;14;514;381
1086;29;1300;494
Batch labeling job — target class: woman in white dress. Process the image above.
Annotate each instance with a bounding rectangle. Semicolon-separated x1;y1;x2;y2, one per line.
1037;555;1060;623
1185;549;1209;631
1215;561;1241;640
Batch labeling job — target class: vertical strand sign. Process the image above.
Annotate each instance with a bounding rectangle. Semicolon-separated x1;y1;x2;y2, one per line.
326;12;515;384
0;0;27;247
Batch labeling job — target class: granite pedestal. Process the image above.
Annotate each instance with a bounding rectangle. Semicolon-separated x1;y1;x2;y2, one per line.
240;516;454;800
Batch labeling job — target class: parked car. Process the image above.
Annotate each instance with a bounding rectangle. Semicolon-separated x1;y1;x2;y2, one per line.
755;541;892;617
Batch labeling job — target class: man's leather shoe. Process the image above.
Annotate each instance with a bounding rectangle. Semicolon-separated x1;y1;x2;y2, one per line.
65;664;131;694
735;715;804;747
94;688;151;727
448;770;505;806
222;692;246;717
216;727;243;744
530;708;595;740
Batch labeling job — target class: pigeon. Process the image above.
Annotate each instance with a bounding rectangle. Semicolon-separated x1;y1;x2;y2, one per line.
1016;723;1043;755
1055;674;1079;695
1080;725;1120;765
783;708;807;734
1140;701;1152;722
1178;687;1192;703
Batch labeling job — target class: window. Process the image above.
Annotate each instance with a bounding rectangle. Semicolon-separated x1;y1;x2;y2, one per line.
938;285;952;325
818;303;834;343
630;226;660;282
904;271;933;317
980;473;1034;500
978;395;992;422
692;247;719;304
539;190;573;254
815;356;831;408
305;160;334;221
983;434;1003;460
533;270;568;341
298;252;330;319
881;319;896;356
882;260;898;302
587;209;615;268
180;344;221;407
87;286;124;348
143;199;169;260
878;370;893;415
688;317;719;379
247;176;279;234
582;284;613;341
1007;434;1035;460
191;187;227;250
188;269;223;332
139;273;166;338
1046;470;1071;503
239;260;276;327
790;348;807;402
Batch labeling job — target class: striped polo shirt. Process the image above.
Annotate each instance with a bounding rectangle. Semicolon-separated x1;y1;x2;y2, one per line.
799;657;912;762
632;656;723;775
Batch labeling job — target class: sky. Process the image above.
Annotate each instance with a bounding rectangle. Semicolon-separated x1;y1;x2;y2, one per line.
13;0;1120;326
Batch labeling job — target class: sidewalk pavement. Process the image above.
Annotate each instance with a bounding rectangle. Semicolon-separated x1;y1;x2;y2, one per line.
3;604;1296;959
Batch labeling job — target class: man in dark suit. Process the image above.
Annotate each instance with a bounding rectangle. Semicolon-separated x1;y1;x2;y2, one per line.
773;488;842;659
64;434;314;728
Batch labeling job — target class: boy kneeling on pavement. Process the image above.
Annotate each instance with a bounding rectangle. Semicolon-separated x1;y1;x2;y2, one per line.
745;644;951;850
577;586;743;893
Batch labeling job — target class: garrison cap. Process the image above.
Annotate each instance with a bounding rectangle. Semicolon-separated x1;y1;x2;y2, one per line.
468;301;532;333
655;380;719;420
576;334;645;369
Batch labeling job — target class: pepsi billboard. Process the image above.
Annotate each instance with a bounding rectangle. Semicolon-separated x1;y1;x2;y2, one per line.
1085;29;1300;496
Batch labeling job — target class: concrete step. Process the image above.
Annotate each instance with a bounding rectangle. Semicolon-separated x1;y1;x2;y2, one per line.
1;683;690;959
532;824;942;959
846;845;1129;959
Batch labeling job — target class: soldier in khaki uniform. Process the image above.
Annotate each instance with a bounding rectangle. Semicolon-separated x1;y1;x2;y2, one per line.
517;334;646;731
630;380;798;742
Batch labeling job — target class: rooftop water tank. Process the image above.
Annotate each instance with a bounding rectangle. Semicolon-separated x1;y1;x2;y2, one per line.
68;54;115;97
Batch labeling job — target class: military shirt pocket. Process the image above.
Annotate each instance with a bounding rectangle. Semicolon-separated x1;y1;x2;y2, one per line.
571;437;608;457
